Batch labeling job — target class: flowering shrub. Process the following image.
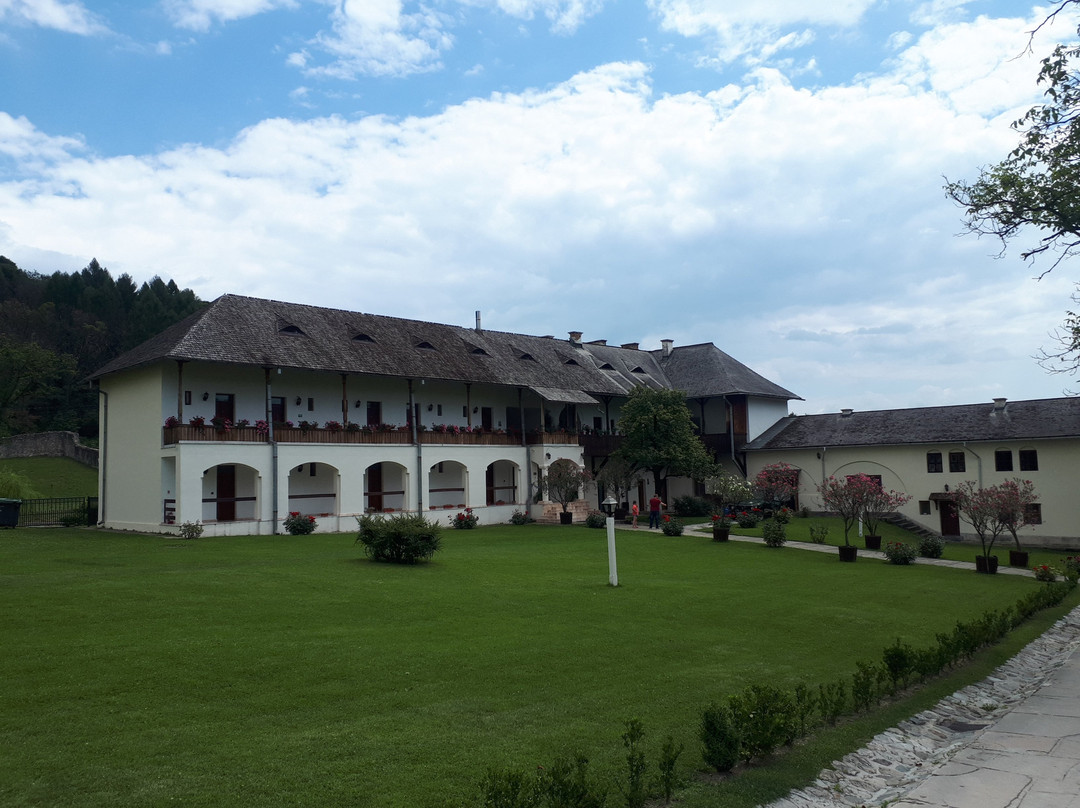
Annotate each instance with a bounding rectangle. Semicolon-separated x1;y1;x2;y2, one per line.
1033;564;1058;582
773;507;793;525
283;511;317;535
753;462;800;509
254;419;269;435
509;510;532;525
711;513;731;529
661;514;684;536
817;473;882;545
188;415;205;427
450;507;478;529
210;416;232;431
324;420;343;431
164;415;181;428
883;540;919;565
356;513;441;564
735;509;761;528
235;418;250;428
298;420;318;430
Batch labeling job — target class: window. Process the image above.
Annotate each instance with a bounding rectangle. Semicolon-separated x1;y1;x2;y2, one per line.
995;450;1013;472
184;390;192;405
927;452;943;473
307;397;314;412
1024;503;1042;525
948;451;966;473
1019;449;1039;471
919;500;931;516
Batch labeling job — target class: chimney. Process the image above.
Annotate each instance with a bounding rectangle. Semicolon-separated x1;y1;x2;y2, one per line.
587;339;607;346
621;342;639;350
992;397;1007;412
840;408;853;417
661;339;674;357
569;331;583;345
475;310;481;332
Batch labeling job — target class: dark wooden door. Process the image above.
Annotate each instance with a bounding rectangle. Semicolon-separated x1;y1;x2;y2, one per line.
939;500;960;536
368;464;383;512
217;465;236;521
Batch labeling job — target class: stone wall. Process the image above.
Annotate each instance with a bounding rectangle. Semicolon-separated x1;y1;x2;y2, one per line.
0;431;99;469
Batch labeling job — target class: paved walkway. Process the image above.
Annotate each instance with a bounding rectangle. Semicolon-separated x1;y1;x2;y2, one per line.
617;522;1080;807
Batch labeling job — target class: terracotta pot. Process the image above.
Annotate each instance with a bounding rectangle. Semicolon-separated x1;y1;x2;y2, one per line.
838;544;858;562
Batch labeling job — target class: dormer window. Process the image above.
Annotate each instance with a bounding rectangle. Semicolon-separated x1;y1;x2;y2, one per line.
279;324;305;336
565;358;579;366
416;341;436;351
472;347;490;356
519;352;536;362
599;362;615;370
630;366;646;374
352;332;375;343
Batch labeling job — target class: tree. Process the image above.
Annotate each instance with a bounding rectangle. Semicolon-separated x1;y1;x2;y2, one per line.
752;462;799;510
952;481;1011;561
816;474;880;546
0;336;77;437
542;459;592;514
614;386;717;498
996;477;1040;549
945;5;1080;376
705;468;752;514
593;454;640;510
861;482;913;538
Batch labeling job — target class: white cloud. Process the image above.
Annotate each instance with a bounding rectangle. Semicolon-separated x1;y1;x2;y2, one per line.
0;13;1074;411
294;0;454;78
163;0;299;31
0;0;107;35
489;0;608;34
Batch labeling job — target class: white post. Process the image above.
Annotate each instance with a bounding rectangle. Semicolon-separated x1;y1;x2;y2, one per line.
606;514;619;586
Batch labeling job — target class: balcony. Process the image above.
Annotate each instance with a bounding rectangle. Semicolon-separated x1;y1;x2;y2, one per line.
165;425;531;447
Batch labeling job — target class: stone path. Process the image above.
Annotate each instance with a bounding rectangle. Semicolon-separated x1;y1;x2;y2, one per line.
619;523;1080;807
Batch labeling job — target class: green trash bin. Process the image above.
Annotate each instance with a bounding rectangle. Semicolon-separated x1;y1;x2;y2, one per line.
0;498;21;528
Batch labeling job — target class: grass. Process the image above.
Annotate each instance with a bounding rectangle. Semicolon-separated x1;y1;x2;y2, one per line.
0;457;98;498
1;523;1073;808
726;515;1080;570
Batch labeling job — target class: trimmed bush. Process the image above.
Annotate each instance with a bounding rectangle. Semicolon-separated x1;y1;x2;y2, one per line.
660;515;684;536
700;703;740;773
918;534;945;558
728;684;795;762
762;519;786;547
356;513;442;564
584;511;607;529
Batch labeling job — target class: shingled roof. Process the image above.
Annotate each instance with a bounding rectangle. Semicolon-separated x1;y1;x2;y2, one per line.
91;294;800;402
745;397;1080;451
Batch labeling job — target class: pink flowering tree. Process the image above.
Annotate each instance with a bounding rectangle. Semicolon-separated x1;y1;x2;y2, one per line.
996;478;1039;550
817;473;879;546
952;481;1011;559
861;482;913;538
753;462;800;511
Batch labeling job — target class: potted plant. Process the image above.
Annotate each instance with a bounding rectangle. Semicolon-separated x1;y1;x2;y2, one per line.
710;513;731;541
861;482;912;550
542;460;592;524
996;478;1038;567
705;469;751;541
817;474;878;562
953;481;1010;574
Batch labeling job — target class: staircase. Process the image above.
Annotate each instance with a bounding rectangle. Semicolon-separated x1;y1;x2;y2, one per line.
883;513;941;541
533;500;592;525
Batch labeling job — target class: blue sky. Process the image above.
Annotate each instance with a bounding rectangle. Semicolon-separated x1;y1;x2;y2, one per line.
2;0;1079;414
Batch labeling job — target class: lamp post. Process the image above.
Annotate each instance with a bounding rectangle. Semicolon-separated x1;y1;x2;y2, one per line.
602;495;618;587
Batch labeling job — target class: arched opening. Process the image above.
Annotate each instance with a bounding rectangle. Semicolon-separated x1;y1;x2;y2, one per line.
287;461;339;517
365;461;408;513
201;463;259;522
485;460;519;505
428;460;467;511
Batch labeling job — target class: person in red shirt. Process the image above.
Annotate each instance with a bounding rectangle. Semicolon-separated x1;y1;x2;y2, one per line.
631;501;639;528
648;494;665;529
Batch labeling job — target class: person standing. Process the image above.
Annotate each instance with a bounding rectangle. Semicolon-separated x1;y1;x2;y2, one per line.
648;494;665;529
631;501;639;529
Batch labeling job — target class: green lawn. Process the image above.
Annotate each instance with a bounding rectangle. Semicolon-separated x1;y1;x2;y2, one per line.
1;524;1073;808
0;457;98;497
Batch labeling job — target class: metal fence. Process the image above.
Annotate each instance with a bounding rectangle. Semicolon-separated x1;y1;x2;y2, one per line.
16;497;99;527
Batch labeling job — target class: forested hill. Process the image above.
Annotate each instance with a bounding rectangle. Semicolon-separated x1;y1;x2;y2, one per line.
0;255;207;440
